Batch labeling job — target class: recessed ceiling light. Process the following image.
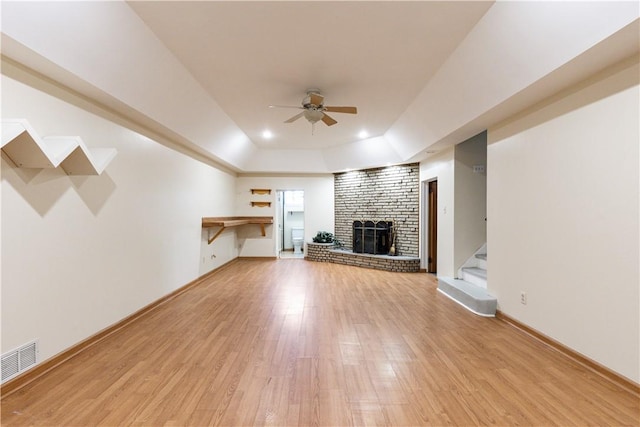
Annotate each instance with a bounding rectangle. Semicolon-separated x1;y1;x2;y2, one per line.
262;130;273;139
358;130;369;139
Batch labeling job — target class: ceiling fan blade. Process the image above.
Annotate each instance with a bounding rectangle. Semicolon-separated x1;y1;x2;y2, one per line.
269;105;303;109
321;113;338;126
309;93;324;106
284;112;304;123
324;106;357;114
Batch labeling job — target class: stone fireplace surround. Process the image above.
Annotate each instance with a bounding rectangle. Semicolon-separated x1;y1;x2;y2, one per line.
334;163;419;257
306;163;421;273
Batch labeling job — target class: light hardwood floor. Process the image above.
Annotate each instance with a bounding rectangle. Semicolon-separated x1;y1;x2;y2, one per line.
2;259;638;426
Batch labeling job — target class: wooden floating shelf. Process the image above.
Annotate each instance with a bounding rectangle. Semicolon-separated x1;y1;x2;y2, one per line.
250;188;271;195
251;201;271;208
202;216;273;244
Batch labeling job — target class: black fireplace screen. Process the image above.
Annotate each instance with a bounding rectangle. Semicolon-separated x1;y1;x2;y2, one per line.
353;220;393;255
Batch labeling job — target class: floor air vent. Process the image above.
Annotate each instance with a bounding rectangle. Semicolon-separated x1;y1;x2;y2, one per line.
2;340;38;383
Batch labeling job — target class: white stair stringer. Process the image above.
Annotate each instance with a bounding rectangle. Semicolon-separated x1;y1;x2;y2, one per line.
457;243;487;276
1;119;116;175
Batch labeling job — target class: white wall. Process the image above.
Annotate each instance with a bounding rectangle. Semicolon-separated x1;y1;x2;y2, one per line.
454;132;487;272
1;72;237;366
487;58;639;382
420;148;454;276
235;176;334;257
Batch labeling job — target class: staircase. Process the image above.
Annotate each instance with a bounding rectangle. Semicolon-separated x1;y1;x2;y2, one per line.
437;248;497;316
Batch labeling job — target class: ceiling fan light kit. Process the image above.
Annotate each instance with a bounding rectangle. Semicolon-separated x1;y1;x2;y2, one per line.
303;109;324;124
270;89;358;134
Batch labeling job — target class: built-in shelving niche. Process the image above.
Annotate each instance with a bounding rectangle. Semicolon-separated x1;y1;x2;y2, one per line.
1;119;117;175
250;201;271;208
249;188;272;208
250;188;271;195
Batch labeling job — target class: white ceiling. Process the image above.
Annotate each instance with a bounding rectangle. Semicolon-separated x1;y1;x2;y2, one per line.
1;1;637;174
127;1;493;150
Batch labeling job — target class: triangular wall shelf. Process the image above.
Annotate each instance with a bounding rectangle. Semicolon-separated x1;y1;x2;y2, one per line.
1;119;117;175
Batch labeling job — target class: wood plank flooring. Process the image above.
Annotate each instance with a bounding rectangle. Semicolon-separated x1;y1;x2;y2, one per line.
2;259;638;426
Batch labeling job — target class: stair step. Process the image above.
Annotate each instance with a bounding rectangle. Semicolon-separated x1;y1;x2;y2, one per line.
437;277;497;316
475;253;487;260
461;267;487;288
462;267;486;280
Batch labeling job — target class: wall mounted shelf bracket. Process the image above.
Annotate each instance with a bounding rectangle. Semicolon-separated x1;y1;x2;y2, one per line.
250;188;271;195
250;201;271;207
202;216;273;245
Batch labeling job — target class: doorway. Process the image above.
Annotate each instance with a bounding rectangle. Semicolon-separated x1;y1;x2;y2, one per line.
427;180;437;273
276;190;305;258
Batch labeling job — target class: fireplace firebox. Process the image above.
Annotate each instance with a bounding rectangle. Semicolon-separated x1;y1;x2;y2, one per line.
353;220;393;255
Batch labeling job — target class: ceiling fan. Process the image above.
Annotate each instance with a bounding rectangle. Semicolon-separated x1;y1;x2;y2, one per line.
270;89;357;134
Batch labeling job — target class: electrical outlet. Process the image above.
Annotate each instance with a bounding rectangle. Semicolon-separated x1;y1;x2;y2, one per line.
520;292;527;305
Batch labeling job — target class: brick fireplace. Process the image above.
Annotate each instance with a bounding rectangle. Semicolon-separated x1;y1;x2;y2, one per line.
334;163;419;257
306;163;421;272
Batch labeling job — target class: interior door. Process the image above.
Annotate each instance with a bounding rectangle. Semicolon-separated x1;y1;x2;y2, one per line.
428;180;437;273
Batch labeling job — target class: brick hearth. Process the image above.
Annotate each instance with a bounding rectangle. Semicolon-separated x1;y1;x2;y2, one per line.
306;242;420;273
